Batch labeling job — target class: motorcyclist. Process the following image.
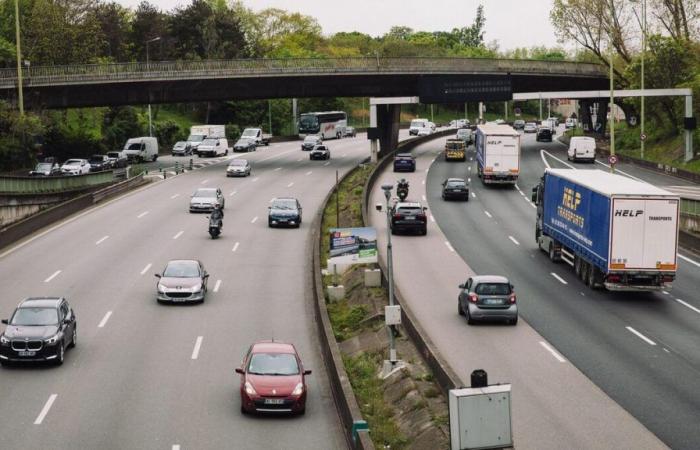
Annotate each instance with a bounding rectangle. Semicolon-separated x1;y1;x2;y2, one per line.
397;178;409;200
210;203;224;227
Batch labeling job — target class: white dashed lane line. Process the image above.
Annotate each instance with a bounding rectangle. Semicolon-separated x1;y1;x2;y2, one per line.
324;161;330;166
445;241;455;252
422;195;427;201
675;298;700;314
200;179;209;185
251;216;258;224
140;263;152;275
44;270;61;283
170;194;180;199
34;394;57;425
550;272;568;285
229;190;237;196
173;231;184;240
95;235;109;245
252;177;259;182
232;242;240;252
471;192;476;198
306;171;313;176
430;215;436;223
172;446;181;450
213;279;222;293
191;336;204;360
98;311;112;328
540;341;566;363
484;211;493;218
274;167;282;171
508;236;520;246
287;182;294;187
626;326;657;346
137;211;149;219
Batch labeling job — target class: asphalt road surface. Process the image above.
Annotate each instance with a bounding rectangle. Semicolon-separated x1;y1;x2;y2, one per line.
0;133;390;450
424;128;700;449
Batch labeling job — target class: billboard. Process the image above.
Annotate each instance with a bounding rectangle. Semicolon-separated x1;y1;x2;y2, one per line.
328;227;378;265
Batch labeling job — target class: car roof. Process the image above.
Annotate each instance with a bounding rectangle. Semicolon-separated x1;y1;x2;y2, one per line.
19;297;63;308
195;187;217;192
472;275;510;284
396;202;422;208
251;341;297;354
166;259;199;266
273;197;298;202
395;153;413;158
446;178;466;183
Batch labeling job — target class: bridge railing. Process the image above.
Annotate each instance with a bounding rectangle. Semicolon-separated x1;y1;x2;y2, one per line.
0;171;115;194
0;57;605;88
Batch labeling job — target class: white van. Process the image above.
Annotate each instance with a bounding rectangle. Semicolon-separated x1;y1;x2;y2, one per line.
197;138;229;157
568;136;596;163
409;119;429;136
123;137;158;162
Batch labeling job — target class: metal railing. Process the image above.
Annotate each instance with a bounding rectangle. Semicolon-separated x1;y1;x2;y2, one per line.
0;57;606;89
681;198;700;218
0;171;115;194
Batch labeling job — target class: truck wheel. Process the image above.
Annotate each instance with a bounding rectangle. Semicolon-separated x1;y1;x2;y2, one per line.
574;256;582;277
580;261;589;282
548;243;558;262
152;155;158;162
588;267;602;290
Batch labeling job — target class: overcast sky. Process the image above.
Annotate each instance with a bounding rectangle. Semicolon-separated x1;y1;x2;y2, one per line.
116;0;562;51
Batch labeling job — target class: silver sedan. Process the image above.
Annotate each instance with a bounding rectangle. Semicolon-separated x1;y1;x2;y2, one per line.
458;275;518;325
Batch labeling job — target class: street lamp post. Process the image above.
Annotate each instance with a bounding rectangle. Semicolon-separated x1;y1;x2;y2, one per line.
609;38;616;174
381;183;398;365
145;36;161;137
14;0;23;116
641;0;646;160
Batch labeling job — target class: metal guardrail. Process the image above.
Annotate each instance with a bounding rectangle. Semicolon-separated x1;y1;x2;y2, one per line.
0;171;115;194
681;198;700;218
0;57;606;89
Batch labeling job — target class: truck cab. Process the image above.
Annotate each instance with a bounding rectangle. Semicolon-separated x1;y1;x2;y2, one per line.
123;137;158;162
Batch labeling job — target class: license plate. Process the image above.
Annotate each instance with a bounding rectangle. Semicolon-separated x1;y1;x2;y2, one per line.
264;398;285;405
18;351;36;356
485;299;503;305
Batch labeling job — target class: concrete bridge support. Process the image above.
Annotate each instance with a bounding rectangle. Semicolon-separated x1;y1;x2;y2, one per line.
376;104;401;159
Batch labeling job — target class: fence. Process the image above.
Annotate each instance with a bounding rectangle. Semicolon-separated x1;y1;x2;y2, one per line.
0;172;116;194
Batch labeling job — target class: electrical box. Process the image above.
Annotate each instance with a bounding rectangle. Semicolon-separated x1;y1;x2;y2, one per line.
449;385;512;450
385;305;401;326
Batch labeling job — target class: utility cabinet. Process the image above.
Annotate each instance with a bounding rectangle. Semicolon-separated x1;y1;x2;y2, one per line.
449;385;512;450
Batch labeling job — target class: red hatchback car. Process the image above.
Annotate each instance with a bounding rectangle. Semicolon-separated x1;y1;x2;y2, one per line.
236;341;312;415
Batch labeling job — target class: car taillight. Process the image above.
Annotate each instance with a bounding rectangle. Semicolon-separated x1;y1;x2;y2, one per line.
607;274;621;283
509;294;517;304
417;214;427;221
469;293;478;303
661;275;674;283
393;214;403;220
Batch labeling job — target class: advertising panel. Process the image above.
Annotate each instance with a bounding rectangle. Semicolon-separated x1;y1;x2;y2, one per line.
328;227;378;265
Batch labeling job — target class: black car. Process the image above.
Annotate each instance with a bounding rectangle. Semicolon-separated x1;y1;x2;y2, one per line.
536;127;553;142
268;197;302;228
233;138;257;153
310;145;330;160
29;161;61;176
390;201;428;235
393;153;416;172
442;178;470;201
0;297;77;366
88;154;113;172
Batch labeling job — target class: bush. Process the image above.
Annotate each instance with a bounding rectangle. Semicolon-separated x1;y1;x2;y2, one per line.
154;120;185;148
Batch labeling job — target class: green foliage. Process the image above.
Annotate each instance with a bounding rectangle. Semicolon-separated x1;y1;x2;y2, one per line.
0;102;44;172
327;300;367;341
153;120;184;148
102;107;144;150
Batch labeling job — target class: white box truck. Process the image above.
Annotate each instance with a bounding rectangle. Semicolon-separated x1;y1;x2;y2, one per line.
187;125;225;153
533;168;679;291
475;124;521;185
123;137;158;162
241;128;272;146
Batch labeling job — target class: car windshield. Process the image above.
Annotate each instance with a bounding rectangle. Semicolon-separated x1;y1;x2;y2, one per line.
174;142;186;147
396;156;413;161
35;163;52;170
242;130;258;137
201;139;217;146
230;160;246;166
247;352;299;376
475;283;511;295
304;136;318;143
410;120;425;127
11;307;58;326
187;134;205;142
163;261;200;278
64;159;81;165
272;199;297;210
313;146;327;151
193;189;216;198
447;180;465;187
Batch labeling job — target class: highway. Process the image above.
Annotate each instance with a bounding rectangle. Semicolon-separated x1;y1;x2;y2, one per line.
0;134;385;449
412;129;700;449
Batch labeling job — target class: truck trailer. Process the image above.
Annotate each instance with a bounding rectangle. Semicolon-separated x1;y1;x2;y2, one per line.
187;125;225;153
475;124;520;185
532;169;679;291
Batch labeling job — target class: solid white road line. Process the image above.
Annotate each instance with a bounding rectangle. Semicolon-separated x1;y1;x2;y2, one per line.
306;171;313;176
541;150;576;169
34;394;57;425
213;279;222;293
675;298;700;314
324;161;331;166
679;254;700;268
287;182;294;187
594;160;646;182
471;192;476;198
445;241;455;252
98;311;113;328
539;341;567;363
430;215;436;223
170;194;180;199
422;195;427;201
626;326;656;346
173;231;184;240
484;211;493;218
229;190;237;196
137;211;149;219
44;270;61;283
191;336;203;360
200;179;209;184
140;263;152;275
232;242;240;252
550;272;568;285
172;446;181;450
95;235;109;245
508;236;520;246
251;216;258;224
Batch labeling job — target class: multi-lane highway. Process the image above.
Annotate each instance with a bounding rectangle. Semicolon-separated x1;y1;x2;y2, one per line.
0;135;387;449
368;128;699;449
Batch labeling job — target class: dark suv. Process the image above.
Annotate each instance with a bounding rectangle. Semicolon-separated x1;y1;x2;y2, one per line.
390;202;428;235
89;154;113;172
0;297;77;366
536;127;553;142
269;197;303;228
393;153;416;172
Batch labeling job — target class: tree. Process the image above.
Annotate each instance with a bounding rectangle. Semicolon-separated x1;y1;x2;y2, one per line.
91;2;132;62
129;1;170;61
651;0;699;42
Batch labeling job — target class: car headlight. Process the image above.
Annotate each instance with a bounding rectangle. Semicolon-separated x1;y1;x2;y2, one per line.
291;382;304;396
244;381;257;396
158;283;167;292
191;284;202;293
45;334;60;345
0;335;9;344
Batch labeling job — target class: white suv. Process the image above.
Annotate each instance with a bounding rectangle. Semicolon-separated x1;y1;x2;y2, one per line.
61;159;90;175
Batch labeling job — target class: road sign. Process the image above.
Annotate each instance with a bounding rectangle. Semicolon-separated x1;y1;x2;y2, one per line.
608;155;618;165
640;133;647;141
514;107;521;116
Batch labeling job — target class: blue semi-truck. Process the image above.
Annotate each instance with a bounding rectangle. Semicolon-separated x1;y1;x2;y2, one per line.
532;169;679;291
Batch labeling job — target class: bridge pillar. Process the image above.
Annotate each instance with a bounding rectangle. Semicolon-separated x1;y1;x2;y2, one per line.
376;104;401;159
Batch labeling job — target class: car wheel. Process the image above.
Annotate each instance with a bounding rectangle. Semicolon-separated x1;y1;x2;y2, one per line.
69;326;77;348
55;341;65;365
510;317;518;325
240;404;248;415
152;155;158;162
458;301;464;316
466;308;475;325
297;407;306;416
421;227;427;236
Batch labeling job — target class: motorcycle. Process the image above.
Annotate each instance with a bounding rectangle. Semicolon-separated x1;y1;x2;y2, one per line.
207;215;222;239
397;180;409;202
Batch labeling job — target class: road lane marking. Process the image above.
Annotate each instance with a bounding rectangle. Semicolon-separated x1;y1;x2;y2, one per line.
679;254;700;268
172;446;181;450
342;153;347;157
508;236;520;246
200;179;209;184
34;394;57;425
484;211;492;218
95;235;109;245
550;272;568;285
44;270;61;283
229;190;237;196
191;336;204;359
213;279;222;293
430;215;435;223
626;326;656;346
287;182;294;187
137;211;149;218
232;242;240;252
170;194;180;199
251;216;258;224
306;171;313;176
297;158;303;162
662;290;670;295
539;341;566;363
594;160;646;182
675;298;700;314
422;180;425;185
471;192;476;198
424;168;429;172
422;195;426;201
269;198;275;203
98;311;113;328
541;150;576;169
324;161;331;166
140;263;152;275
252;177;259;182
173;231;184;240
259;148;297;162
274;167;282;171
445;241;455;252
